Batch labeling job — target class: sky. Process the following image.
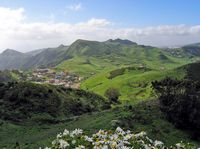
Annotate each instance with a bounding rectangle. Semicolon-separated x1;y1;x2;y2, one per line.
1;0;200;52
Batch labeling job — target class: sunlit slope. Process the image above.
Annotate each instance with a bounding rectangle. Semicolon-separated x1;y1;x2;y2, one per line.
56;39;192;77
81;66;186;102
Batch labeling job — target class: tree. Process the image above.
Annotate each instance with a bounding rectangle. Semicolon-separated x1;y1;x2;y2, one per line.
105;87;120;103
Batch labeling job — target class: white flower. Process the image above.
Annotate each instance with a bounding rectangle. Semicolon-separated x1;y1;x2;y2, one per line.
102;145;109;149
110;134;118;141
57;133;62;139
72;140;76;144
121;146;132;149
63;129;70;136
71;128;83;136
134;131;146;138
84;135;93;142
59;139;69;148
124;134;132;140
48;128;195;149
154;140;163;147
116;127;125;135
75;145;85;149
52;139;57;145
145;136;153;143
176;143;185;149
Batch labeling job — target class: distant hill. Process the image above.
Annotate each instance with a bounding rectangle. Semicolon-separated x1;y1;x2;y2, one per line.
182;43;200;56
22;45;70;69
57;39;195;77
0;49;29;70
0;45;70;70
0;82;109;123
0;39;199;71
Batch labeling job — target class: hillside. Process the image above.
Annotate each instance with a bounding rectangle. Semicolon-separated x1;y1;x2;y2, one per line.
1;39;199;72
0;49;29;70
81;66;186;102
182;43;200;56
0;45;70;70
80;61;200;103
1;100;199;148
55;39;199;102
0;82;109;123
183;62;200;81
57;39;194;77
165;42;200;59
22;45;70;69
1;39;198;103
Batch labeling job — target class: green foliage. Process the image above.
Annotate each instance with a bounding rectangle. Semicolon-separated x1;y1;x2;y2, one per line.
82;66;185;102
0;70;14;82
152;78;200;139
104;87;120;103
1;100;199;148
0;82;109;123
186;62;200;81
108;68;126;79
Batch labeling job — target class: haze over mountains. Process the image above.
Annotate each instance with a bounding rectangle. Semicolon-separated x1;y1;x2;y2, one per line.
0;38;200;70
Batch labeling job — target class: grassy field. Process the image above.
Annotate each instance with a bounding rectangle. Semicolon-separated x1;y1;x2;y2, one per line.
0;100;198;148
81;66;186;102
55;52;191;103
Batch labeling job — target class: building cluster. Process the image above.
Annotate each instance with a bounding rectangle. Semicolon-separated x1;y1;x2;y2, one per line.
26;69;82;89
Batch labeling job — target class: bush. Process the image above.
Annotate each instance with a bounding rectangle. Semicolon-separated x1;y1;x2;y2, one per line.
152;78;200;137
0;82;110;123
105;87;120;103
44;127;196;149
108;68;125;79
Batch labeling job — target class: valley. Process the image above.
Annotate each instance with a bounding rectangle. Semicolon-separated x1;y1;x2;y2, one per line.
0;39;200;148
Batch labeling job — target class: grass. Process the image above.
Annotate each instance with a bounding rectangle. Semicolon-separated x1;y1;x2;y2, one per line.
55;49;192;103
56;56;117;77
81;67;186;103
0;100;199;148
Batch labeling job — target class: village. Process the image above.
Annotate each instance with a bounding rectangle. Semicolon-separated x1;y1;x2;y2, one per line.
24;69;83;89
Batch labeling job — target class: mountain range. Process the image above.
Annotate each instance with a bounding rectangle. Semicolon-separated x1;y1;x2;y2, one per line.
0;39;200;71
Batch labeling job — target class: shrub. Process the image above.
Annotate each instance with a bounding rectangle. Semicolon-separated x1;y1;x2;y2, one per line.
108;68;126;79
152;78;200;138
105;87;120;103
44;127;196;149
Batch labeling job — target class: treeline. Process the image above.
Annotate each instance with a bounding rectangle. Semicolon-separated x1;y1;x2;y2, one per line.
0;82;110;123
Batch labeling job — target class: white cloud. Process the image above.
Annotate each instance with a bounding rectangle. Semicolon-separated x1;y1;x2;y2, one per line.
1;7;200;53
67;3;82;11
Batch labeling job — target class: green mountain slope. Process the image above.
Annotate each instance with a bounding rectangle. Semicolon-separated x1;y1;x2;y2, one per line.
81;66;186;102
182;43;200;56
0;45;70;70
22;45;70;69
1;39;199;71
57;39;195;77
0;82;109;123
55;39;200;102
0;49;30;70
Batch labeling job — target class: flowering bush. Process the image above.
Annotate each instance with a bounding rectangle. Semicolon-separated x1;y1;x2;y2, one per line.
43;127;197;149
